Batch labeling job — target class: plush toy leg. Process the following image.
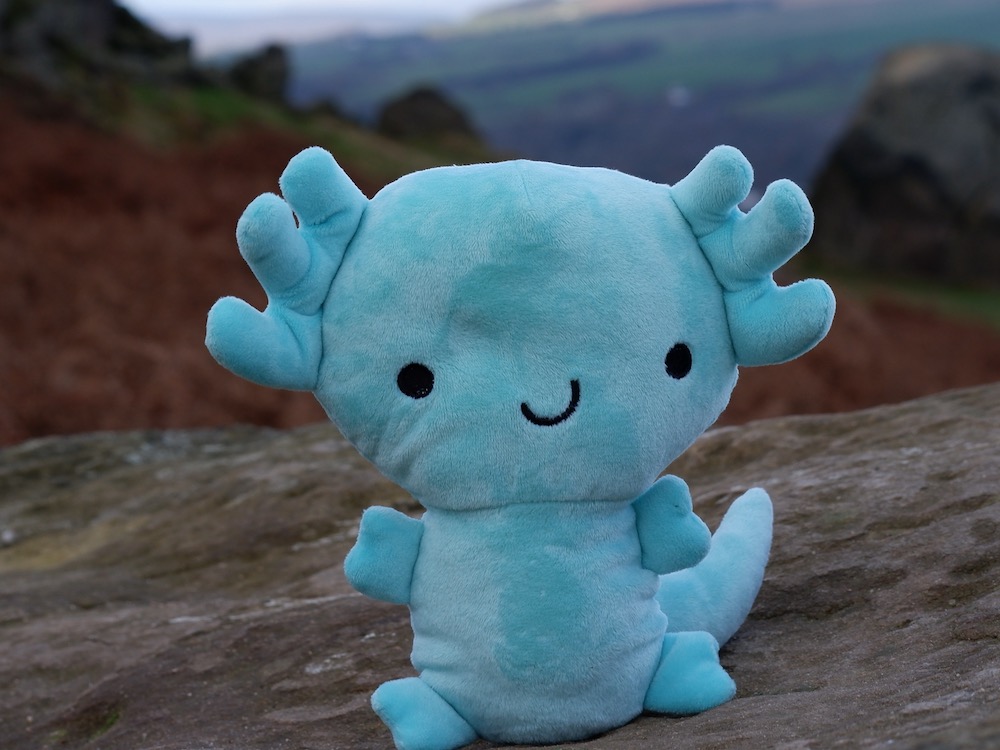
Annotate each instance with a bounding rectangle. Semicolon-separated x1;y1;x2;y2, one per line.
371;677;478;750
643;631;736;715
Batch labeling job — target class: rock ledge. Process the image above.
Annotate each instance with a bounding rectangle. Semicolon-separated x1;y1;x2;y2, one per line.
1;384;998;748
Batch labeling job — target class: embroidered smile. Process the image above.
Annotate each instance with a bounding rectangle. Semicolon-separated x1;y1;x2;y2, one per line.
520;379;581;427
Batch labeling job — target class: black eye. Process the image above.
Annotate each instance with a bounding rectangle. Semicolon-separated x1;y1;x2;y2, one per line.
665;343;692;380
397;363;434;399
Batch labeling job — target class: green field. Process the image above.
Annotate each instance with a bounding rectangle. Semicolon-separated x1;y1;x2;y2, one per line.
816;267;1000;333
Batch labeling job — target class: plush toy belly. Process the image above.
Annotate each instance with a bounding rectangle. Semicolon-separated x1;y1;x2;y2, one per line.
409;501;665;744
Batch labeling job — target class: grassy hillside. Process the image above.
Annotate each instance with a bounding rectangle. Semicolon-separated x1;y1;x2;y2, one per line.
0;70;498;447
290;0;1000;188
98;80;496;189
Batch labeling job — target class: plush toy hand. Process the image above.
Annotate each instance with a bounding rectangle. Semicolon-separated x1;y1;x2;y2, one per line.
633;475;711;575
344;506;424;605
671;145;835;366
205;147;367;389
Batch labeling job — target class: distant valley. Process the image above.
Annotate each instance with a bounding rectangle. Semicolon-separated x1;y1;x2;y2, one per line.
288;0;1000;191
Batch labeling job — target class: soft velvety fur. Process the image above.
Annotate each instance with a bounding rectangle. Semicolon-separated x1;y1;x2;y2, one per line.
206;145;834;750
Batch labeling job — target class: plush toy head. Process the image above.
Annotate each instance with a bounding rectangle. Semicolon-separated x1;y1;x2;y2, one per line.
207;146;834;511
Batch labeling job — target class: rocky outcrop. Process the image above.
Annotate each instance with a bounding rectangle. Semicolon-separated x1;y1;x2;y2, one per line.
0;0;195;88
228;43;289;104
377;85;480;141
1;383;999;748
810;44;1000;286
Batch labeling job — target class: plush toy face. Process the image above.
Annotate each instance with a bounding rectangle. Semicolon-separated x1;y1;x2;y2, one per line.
207;145;835;512
317;161;738;510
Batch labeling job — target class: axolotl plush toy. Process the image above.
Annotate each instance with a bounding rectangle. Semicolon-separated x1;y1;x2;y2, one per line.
206;145;834;749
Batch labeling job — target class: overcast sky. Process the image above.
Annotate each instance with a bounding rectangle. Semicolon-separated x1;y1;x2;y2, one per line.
119;0;511;54
121;0;504;20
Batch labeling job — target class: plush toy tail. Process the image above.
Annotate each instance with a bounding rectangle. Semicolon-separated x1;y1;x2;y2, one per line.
656;488;772;647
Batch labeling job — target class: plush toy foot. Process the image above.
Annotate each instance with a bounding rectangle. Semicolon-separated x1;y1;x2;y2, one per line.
371;677;478;750
644;631;736;715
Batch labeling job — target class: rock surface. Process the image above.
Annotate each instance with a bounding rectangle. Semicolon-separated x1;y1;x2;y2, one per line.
810;44;1000;285
1;384;998;749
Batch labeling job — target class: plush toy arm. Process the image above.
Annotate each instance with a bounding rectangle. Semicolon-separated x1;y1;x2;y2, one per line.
633;475;711;575
206;147;367;390
344;506;424;605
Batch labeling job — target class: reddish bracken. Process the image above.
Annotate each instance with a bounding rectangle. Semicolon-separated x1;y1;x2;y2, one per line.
1;88;999;447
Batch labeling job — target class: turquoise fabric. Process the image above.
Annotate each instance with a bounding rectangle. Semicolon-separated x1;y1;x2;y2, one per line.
206;145;834;749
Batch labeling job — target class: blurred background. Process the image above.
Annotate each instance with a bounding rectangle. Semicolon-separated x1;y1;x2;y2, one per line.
1;0;999;447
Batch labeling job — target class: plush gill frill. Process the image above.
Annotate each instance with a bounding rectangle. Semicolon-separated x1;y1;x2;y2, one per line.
205;147;368;390
670;145;835;367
